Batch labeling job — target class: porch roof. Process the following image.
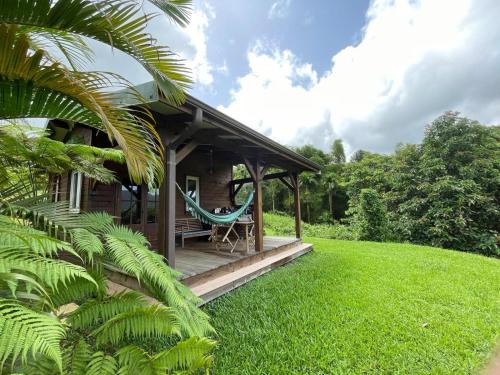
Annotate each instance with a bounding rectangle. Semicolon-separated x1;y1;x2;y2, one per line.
116;82;321;173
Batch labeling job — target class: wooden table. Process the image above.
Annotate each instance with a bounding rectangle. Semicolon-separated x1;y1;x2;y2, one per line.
210;220;255;253
235;220;255;254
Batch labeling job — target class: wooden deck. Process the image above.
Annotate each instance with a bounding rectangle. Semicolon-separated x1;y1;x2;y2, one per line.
104;236;313;304
178;236;313;303
176;236;301;279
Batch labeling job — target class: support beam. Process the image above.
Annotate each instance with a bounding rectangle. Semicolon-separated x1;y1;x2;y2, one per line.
159;148;176;267
291;172;301;239
229;171;289;186
169;108;203;149
278;176;294;191
243;157;257;182
253;160;264;252
176;140;199;165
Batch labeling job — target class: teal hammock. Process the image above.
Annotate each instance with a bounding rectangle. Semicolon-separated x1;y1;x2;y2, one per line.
176;184;254;225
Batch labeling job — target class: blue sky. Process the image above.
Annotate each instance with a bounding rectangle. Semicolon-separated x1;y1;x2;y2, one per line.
192;0;368;106
91;0;500;155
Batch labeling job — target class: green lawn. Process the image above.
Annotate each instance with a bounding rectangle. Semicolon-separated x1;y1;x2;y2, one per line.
203;238;500;374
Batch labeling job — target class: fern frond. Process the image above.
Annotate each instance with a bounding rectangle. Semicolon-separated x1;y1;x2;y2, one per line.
85;351;118;375
92;305;180;347
51;272;106;309
77;212;115;234
68;291;148;330
116;345;155;374
0;246;96;291
0;298;65;371
104;235;143;280
154;336;215;372
63;339;92;375
71;228;104;262
0;214;73;257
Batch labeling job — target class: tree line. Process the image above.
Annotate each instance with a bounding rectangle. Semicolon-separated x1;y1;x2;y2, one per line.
261;112;499;256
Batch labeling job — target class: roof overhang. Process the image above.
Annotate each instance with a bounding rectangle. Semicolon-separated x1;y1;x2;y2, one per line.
115;82;321;173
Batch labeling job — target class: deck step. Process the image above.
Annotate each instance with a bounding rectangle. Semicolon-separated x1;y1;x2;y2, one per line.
189;243;313;304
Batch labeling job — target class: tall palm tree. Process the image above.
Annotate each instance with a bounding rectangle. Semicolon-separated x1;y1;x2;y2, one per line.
0;0;193;184
322;172;338;220
299;172;318;223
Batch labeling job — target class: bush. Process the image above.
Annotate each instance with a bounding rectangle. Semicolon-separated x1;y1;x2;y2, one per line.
264;212;355;240
351;189;388;242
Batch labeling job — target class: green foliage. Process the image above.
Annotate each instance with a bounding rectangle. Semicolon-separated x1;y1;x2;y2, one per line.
350;189;388;242
0;298;65;371
331;138;346;163
264;212;355;240
205;238;500;374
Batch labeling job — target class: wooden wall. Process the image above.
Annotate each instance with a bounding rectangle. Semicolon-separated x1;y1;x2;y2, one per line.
83;147;233;249
175;148;233;219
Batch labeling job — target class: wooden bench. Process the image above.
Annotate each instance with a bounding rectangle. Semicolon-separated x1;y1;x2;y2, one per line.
175;218;212;248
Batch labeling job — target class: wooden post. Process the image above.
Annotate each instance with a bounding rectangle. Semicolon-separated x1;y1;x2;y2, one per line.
292;172;301;239
159;148;176;267
253;160;264;252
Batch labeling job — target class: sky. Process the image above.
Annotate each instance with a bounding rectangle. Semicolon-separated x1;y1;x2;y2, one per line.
89;0;500;156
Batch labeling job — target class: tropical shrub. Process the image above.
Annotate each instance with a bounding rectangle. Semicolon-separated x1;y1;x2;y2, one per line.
349;189;388;242
0;127;214;373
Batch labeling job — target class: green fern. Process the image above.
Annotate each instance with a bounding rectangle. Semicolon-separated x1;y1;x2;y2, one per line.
51;272;106;308
92;305;181;347
63;339;92;375
70;228;104;262
0;298;65;371
85;351;118;375
68;291;148;329
154;336;215;372
0;246;96;292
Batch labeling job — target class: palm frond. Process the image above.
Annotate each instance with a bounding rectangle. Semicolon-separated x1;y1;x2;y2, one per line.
68;291;148;329
85;351;118;375
0;0;192;105
146;0;192;26
92;305;180;347
19;26;94;70
0;298;65;371
0;24;163;183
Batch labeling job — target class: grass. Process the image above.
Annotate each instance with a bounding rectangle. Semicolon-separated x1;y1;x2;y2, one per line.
204;238;500;374
264;212;355;240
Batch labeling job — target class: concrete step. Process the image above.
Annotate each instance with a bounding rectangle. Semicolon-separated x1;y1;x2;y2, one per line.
190;243;313;304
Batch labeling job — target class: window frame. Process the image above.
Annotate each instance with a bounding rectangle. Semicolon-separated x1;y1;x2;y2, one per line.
185;175;200;211
120;183;142;225
69;171;82;213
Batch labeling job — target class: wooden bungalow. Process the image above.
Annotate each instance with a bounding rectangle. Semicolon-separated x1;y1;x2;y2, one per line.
49;81;321;302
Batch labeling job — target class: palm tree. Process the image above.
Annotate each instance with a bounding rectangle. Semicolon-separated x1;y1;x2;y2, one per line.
322;172;338;219
0;2;216;372
0;0;193;184
299;172;318;223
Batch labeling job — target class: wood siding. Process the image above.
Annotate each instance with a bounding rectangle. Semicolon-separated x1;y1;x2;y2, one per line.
175;149;232;219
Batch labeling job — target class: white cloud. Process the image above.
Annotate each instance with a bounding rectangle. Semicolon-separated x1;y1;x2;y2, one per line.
87;1;215;86
219;0;500;154
268;0;292;20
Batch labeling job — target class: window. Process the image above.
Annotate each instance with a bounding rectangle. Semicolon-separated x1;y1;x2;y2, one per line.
121;184;141;225
69;171;82;213
185;176;199;211
147;187;159;223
